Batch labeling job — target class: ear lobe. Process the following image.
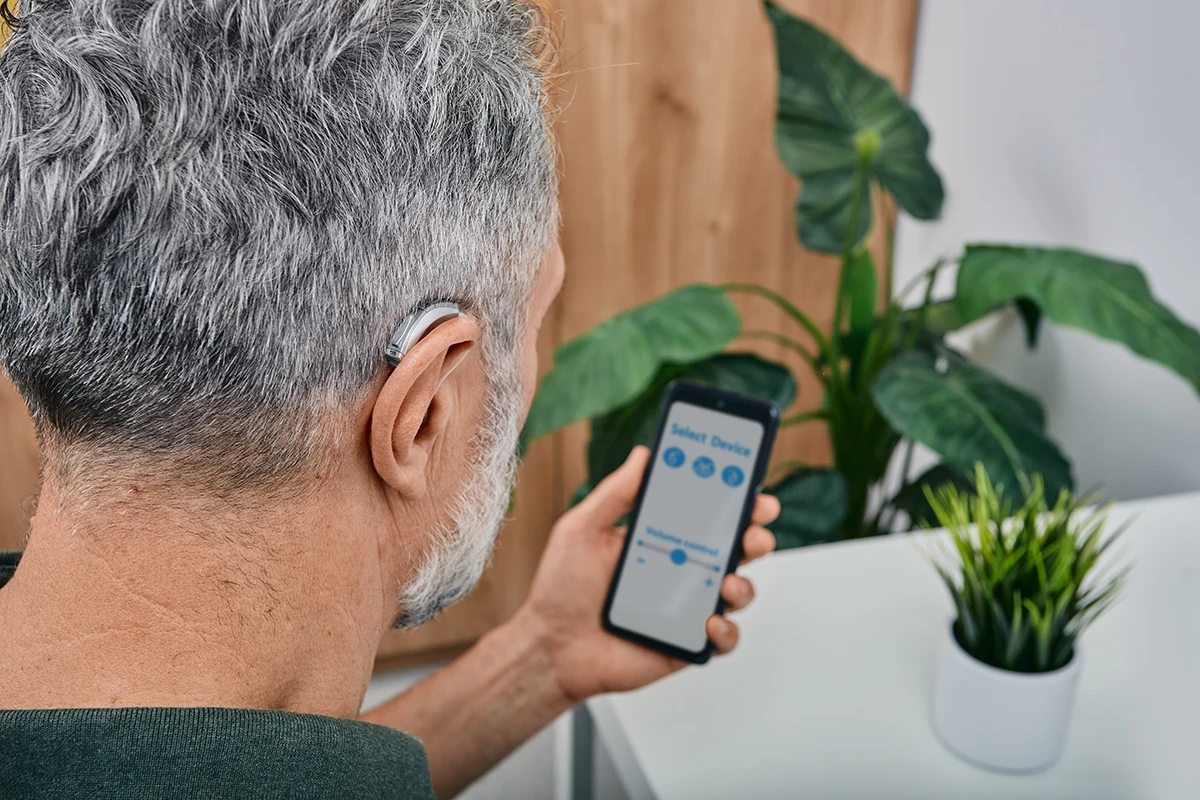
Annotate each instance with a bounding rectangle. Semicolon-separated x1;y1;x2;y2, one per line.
370;316;480;499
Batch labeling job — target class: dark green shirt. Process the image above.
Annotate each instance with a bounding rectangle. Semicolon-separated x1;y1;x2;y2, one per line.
0;552;436;800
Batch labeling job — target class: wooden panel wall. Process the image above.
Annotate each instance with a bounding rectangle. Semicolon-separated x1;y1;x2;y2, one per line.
0;5;11;49
0;377;38;552
550;0;920;510
0;1;919;668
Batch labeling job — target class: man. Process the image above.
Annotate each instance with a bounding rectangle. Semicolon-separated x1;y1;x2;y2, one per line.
0;1;778;797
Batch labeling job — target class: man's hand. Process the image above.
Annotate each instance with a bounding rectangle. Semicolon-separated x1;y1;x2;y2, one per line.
516;446;779;704
365;446;777;798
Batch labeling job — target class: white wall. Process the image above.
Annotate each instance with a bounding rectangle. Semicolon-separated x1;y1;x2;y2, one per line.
894;0;1200;501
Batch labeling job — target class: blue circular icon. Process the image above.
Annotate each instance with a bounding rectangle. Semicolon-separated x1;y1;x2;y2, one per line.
722;465;745;488
670;548;688;565
663;447;686;468
692;456;715;478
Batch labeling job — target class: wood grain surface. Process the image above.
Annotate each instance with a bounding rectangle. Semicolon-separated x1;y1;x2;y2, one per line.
0;4;12;49
0;375;38;552
550;0;920;510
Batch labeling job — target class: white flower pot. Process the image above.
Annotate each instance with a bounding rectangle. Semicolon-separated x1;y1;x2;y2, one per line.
932;622;1082;773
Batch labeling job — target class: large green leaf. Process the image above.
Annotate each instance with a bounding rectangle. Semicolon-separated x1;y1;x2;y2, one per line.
871;349;1073;501
956;245;1200;393
765;1;944;254
521;285;741;447
766;468;849;549
587;353;797;488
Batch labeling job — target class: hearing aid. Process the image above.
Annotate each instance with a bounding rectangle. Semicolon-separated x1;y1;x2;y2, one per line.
384;302;464;366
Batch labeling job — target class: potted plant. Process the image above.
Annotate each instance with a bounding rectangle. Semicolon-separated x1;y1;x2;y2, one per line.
520;3;1200;547
923;465;1129;772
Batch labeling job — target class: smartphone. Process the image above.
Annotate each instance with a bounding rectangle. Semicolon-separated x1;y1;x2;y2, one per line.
601;381;780;664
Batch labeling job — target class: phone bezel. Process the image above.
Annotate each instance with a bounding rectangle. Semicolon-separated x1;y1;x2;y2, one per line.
600;380;780;664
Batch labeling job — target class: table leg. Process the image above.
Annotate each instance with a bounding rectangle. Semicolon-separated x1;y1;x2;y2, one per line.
571;704;595;800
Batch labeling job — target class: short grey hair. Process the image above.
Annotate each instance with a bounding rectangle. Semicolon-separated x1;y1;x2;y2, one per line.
0;0;558;492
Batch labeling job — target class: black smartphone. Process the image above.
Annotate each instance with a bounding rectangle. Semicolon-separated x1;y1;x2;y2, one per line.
601;380;780;664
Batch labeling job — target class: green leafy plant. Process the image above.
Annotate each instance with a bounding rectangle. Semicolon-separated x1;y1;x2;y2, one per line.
520;2;1200;547
924;465;1128;673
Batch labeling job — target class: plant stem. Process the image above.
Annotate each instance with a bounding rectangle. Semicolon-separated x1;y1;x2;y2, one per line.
823;155;874;537
894;257;949;306
906;261;945;349
897;437;915;488
719;283;831;353
742;329;821;374
828;161;871;376
780;409;828;427
877;438;917;534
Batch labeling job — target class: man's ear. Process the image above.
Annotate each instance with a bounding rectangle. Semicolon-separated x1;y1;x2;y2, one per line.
370;315;480;499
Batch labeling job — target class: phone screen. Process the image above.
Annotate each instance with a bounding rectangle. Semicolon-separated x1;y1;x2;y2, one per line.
607;400;765;654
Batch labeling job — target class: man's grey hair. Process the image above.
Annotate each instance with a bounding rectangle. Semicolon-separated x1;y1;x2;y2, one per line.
0;0;558;492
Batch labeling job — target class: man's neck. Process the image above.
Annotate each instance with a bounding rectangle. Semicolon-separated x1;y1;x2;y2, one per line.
0;473;399;718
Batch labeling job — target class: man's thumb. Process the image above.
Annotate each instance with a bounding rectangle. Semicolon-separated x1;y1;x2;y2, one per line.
573;446;650;528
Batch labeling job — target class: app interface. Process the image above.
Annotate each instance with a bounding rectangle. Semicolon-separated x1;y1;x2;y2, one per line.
609;401;764;653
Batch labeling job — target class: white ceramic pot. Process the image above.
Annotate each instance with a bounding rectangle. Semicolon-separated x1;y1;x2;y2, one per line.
932;622;1082;773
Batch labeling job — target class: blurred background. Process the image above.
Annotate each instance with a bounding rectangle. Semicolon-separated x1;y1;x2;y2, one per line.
4;1;1200;797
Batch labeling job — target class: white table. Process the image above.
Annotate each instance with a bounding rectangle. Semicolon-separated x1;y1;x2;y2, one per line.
565;491;1200;800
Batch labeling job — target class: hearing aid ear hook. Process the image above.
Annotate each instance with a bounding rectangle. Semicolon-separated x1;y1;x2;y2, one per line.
384;302;464;366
